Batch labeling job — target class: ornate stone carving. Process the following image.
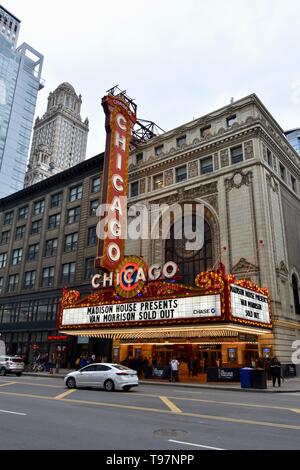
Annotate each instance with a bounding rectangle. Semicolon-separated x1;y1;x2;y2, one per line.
231;258;259;274
192;138;200;145
153;181;218;206
244;140;254;160
140;178;146;194
262;144;267;161
225;170;253;191
245;116;255;124
217;127;226;136
202;194;218;213
276;261;289;276
220;149;229;168
188;160;199;179
213;152;219;170
266;173;278;193
164;169;174;186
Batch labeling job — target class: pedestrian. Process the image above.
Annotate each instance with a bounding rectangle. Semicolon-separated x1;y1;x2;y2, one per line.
169;356;180;382
270;357;282;387
75;357;80;371
90;354;96;363
188;358;193;377
251;357;256;368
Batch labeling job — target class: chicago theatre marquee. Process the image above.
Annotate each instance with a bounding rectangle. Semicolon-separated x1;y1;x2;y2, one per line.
57;88;276;377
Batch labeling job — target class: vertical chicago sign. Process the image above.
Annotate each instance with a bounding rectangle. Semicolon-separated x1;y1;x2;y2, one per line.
95;93;137;271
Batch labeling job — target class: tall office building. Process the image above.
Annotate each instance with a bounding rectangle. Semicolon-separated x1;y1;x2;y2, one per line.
285;128;300;155
0;4;44;198
24;83;89;187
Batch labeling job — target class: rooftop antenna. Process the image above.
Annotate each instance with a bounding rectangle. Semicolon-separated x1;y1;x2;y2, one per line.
230;97;234;104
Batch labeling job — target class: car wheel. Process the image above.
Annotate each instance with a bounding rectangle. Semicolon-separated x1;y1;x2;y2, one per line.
0;367;6;376
16;372;22;377
66;377;76;389
104;379;115;392
123;386;132;392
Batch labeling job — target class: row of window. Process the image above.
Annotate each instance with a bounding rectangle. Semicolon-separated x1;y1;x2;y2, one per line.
0;299;59;324
0;227;97;267
134;117;238;164
1;177;101;226
266;148;298;193
0;202;99;245
131;146;243;196
0;258;95;294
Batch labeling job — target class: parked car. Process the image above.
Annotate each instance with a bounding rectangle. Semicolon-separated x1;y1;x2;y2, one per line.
64;363;139;391
0;356;24;376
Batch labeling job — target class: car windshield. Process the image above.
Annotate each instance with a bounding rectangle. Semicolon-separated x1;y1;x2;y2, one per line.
113;364;132;371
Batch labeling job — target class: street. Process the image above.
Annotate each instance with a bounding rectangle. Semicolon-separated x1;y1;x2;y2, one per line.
0;376;300;450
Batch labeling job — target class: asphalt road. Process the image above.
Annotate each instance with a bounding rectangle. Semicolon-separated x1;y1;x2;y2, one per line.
0;375;300;450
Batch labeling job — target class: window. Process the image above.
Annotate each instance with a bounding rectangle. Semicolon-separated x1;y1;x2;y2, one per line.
176;135;186;147
85;258;94;280
27;243;39;261
291;175;297;192
201;125;212;138
48;214;60;229
131;181;139;197
227;115;237;127
153;173;164;190
8;274;19;293
31;219;42;235
24;271;36;290
15;225;25;240
175;165;187;183
165;216;212;286
67;207;80;224
0;252;7;268
154;145;164;156
90;200;99;216
0;277;3;294
279;163;286;181
1;230;10;244
200;156;213;174
3;212;13;225
231;146;243;164
267;149;272;167
51;192;63;208
18;206;28;220
91;177;101;193
61;262;76;284
87;226;97;246
69;184;82;202
64;233;78;252
45;239;58;257
12;248;22;265
292;274;300;316
41;267;55;287
34;200;45;215
136;153;143;164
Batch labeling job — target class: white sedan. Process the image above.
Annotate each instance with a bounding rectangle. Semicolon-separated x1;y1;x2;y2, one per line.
64;363;138;392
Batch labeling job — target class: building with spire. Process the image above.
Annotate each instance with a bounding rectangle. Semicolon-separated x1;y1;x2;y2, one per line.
24;82;89;187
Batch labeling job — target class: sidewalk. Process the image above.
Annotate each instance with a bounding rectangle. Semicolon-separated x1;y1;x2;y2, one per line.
22;369;300;393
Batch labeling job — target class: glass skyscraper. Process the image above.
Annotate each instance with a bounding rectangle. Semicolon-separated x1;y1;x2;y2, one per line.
285;128;300;155
0;5;44;198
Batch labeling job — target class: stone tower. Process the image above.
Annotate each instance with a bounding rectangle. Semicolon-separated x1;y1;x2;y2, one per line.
24;82;89;187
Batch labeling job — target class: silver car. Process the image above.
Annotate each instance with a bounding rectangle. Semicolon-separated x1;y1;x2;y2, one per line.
0;356;24;376
64;363;139;392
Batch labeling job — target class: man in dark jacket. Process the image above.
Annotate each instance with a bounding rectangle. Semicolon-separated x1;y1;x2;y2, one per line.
270;357;282;387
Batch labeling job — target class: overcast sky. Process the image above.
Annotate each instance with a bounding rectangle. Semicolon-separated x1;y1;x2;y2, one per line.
4;0;300;158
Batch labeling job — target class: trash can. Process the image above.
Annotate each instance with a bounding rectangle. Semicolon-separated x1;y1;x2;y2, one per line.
240;367;253;388
252;368;267;389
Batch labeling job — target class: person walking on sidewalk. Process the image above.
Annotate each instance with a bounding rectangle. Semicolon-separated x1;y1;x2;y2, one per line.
169;356;180;382
270;357;282;387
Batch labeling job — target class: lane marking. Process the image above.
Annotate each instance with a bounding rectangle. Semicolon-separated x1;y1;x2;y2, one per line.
54;389;77;400
168;439;225;450
1;390;300;431
159;396;182;413
0;409;27;416
291;409;300;414
0;381;16;387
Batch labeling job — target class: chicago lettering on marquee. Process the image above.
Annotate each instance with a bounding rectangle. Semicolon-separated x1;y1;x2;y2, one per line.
95;92;137;271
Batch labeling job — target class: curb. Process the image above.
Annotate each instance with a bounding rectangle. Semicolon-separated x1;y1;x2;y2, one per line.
22;373;300;393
